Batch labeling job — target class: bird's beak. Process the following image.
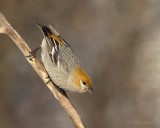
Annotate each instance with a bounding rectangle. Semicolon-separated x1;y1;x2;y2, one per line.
87;87;93;95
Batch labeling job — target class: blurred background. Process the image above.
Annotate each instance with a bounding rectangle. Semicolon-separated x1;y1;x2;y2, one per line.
1;0;160;128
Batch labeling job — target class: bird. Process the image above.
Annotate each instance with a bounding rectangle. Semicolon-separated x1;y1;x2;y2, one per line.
35;23;93;94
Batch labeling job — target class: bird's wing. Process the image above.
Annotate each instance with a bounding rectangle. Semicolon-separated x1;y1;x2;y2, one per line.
38;24;80;72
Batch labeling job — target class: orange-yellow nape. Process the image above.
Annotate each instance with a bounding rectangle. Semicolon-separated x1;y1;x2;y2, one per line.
73;66;92;88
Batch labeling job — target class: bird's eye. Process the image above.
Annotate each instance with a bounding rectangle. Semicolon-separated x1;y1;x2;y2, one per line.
82;81;86;85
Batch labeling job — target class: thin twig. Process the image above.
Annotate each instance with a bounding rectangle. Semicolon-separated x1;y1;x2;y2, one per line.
0;12;85;128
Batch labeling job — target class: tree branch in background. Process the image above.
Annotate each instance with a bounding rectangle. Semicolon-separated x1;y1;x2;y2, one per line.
0;12;85;128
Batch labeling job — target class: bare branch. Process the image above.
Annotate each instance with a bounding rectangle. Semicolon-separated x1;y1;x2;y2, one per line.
0;12;85;128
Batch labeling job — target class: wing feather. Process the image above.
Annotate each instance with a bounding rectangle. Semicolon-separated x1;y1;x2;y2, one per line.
38;24;80;72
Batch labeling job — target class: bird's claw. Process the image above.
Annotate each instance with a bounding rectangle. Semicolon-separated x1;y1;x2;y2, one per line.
26;47;41;61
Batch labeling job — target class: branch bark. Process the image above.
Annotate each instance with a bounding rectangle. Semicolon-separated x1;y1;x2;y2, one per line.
0;12;85;128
